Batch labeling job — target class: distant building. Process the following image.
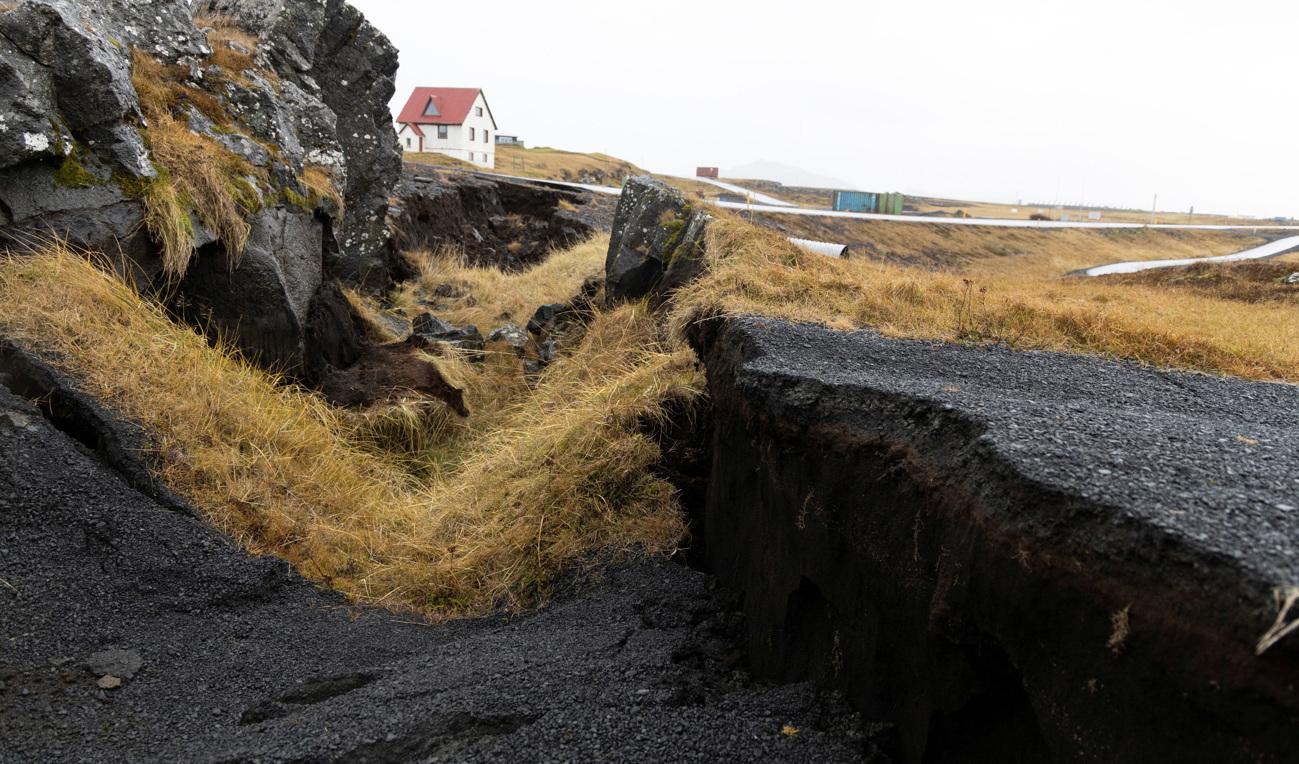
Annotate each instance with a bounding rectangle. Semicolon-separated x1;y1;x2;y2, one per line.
696;167;719;179
395;87;497;169
495;134;524;147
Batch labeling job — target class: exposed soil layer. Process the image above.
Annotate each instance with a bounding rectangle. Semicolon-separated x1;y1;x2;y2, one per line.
688;316;1299;763
390;167;610;271
0;374;875;762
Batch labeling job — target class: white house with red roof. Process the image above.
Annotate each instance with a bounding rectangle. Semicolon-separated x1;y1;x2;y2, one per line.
395;87;497;169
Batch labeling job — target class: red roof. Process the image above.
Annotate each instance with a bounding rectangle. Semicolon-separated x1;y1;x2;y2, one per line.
396;87;495;128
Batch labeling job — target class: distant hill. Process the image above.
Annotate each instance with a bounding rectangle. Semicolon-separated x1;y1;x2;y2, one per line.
725;160;851;190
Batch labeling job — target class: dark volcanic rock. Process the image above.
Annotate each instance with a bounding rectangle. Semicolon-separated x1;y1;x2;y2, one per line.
689;315;1299;763
604;176;709;306
487;323;529;355
0;338;195;515
527;277;602;337
197;0;406;289
391;166;599;271
317;338;469;414
0;380;871;762
0;0;410;386
412;312;485;353
173;208;324;375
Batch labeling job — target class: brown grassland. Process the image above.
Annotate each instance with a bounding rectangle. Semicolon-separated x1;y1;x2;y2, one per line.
672;217;1299;382
752;212;1268;270
416;144;719;198
492;144;643;183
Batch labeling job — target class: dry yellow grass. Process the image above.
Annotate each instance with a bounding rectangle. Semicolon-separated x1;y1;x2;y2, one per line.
908;196;1283;226
403;152;478;171
753;212;1267;272
394;235;609;331
0;243;698;615
300;164;344;213
130;50;265;276
192;13;274;90
672;218;1299;382
494;144;643;184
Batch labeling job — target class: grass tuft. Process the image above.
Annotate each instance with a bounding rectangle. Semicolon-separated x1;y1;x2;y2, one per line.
130;50;267;276
300;164;344;213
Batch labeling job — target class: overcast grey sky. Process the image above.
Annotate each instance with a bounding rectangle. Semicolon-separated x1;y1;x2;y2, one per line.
351;0;1297;218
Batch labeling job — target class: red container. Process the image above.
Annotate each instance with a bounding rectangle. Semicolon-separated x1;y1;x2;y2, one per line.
696;167;719;179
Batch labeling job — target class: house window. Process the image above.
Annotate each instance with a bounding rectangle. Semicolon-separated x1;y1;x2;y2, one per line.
483;131;489;143
475;107;483;117
404;137;411;148
437;125;448;139
469;127;475;141
423;97;440;117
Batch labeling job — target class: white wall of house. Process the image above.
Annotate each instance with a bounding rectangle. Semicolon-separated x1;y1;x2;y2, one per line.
461;92;495;169
395;92;496;169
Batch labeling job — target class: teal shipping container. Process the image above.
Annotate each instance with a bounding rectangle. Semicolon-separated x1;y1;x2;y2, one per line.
832;190;877;213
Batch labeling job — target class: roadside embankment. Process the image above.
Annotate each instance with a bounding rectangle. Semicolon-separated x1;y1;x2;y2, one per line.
686;315;1299;762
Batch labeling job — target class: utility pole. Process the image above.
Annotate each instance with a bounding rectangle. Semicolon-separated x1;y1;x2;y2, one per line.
1150;194;1158;225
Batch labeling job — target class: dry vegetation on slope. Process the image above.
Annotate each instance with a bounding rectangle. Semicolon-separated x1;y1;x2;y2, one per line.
670;218;1299;382
752;212;1268;270
491;144;643;185
395;236;608;331
1;202;1288;619
0;241;697;616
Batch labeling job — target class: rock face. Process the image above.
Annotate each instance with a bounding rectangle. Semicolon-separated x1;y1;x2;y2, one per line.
391;166;601;271
0;0;200;265
0;0;406;385
689;316;1299;763
604;176;709;306
196;0;405;288
174;208;332;374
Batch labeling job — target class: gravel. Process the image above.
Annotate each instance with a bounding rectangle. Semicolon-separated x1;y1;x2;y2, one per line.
0;383;874;763
727;317;1299;595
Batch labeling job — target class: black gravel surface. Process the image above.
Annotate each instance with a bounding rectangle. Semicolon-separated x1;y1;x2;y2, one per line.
686;316;1299;761
725;316;1299;598
0;383;872;763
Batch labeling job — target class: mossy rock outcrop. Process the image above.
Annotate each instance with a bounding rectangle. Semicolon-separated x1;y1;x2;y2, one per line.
604;176;710;308
0;0;403;385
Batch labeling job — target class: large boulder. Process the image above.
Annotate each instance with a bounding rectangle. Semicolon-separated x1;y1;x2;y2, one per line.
172;207;363;376
0;0;406;386
196;0;405;289
604;176;709;306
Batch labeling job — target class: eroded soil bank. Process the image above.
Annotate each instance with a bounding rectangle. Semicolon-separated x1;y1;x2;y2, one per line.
688;316;1299;763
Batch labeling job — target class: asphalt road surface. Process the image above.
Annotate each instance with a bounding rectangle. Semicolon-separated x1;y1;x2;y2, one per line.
726;317;1299;591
